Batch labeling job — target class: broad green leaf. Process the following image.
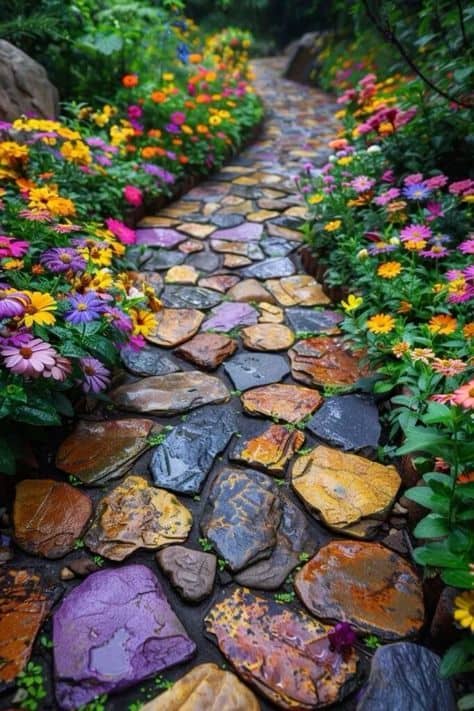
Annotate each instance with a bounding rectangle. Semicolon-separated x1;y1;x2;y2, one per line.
413;514;450;539
404;486;449;513
413;542;465;568
440;639;474;678
441;569;474;589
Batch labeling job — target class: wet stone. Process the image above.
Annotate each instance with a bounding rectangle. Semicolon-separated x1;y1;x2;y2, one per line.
175;333;237;370
357;643;456;711
230;423;304;474
136;227;187;248
161;285;222;310
147;308;204;347
53;565;196;709
286;308;343;335
242;257;296;280
0;569;56;687
202;302;258;332
84;476;192;561
289;336;369;388
187;250;221;273
150;404;239;494
13;479;92;558
165;265;199;284
211;222;263;243
200;467;282;571
205;587;359;709
227;278;274;303
265;275;330;306
291;445;400;537
223;352;290;391
210;239;264;260
142;249;185;271
56;418;156;485
307;395;381;451
261;236;297;257
223;254;251;268
242;383;323;423
241;323;295;351
295;540;424;639
121;345;181;377
111;372;229;416
210;213;245;228
156;546;216;602
141;663;260;711
198;274;240;293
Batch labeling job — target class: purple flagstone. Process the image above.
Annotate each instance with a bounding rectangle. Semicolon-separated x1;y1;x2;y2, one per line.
202;302;258;332
211;222;263;243
53;565;195;709
136;228;187;248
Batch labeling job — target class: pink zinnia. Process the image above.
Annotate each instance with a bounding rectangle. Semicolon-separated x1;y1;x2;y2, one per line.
43;355;72;381
425;175;448;189
351;176;375;193
449;179;474;195
453;379;474;409
425;202;444;220
1;337;57;376
381;170;395;183
404;173;424;186
374;188;400;205
127;105;143;120
400;224;432;242
123;185;143;207
105;218;136;245
0;235;29;258
170;111;186;126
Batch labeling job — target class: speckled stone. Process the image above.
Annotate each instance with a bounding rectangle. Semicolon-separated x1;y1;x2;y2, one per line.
165;265;200;284
242;257;296;280
289;337;369;388
223;254;252;268
223;352;290;391
198;275;240;293
175;333;237;370
161;285;222;310
187;250;221;273
285;308;343;335
179;238;204;254
210;239;264;261
211;213;245;228
156;547;216;603
242;383;322;423
147;308;204;348
241;323;295;351
120;345;181;377
261;236;297;257
142;249;185;271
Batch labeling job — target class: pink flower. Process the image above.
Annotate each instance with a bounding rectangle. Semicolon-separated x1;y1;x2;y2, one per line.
126;334;145;351
404;173;424;186
105;217;136;245
381;170;395;183
374;188;400;205
449;179;474;195
1;337;57;376
0;235;29;258
453;379;474;409
123;185;143;207
425;202;444;220
425;175;448;189
400;224;432;242
127;105;143;120
43;355;72;381
351;176;375;193
170;111;186;126
458;239;474;254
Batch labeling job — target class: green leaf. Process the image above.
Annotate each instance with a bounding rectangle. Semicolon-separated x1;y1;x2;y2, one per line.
458;692;474;710
80;32;123;55
404;486;449;514
84;335;117;365
440;639;474;678
455;483;474;501
413;542;465;568
441;569;474;589
0;436;16;475
413;514;450;539
60;341;90;358
422;402;452;426
14;403;61;427
397;426;450;456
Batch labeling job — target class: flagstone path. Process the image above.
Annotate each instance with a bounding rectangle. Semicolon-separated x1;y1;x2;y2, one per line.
1;57;453;711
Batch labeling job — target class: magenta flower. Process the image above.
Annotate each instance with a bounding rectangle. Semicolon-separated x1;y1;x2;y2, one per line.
0;291;30;319
425;202;444;220
351;176;375;193
123;185;143;207
127;104;143;120
374;188;400;205
0;235;29;258
400;223;432;242
41;247;86;273
79;357;110;393
65;292;104;324
404;173;424;186
381;170;395;183
170;111;186;125
105;217;136;245
1;337;57;376
464;265;474;280
104;306;132;332
328;622;357;653
127;334;145;351
458;239;474;255
425;174;448;189
449;179;474;195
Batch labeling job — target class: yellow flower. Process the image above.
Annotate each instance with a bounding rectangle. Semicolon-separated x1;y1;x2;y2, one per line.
428;314;458;335
209;115;222;126
454;591;474;633
403;239;426;252
22;291;57;327
46;196;76;217
392;341;410;358
181;124;193;135
130;309;157;337
308;193;324;205
366;313;396;334
163;72;174;81
324;220;342;232
88;269;113;291
3;259;24;270
377;261;402;279
341;294;363;312
337;156;353;166
80;245;113;267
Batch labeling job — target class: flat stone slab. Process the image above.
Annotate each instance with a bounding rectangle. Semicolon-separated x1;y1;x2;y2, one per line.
289;337;369;388
161;286;222;310
258;302;284;322
203;302;258;332
165;265;200;284
230;423;304;474
211;222;263;242
121;345;181;377
205;588;359;709
210;239;264;260
142;249;185;271
241;323;295;351
201;467;282;571
295;541;424;639
177;223;216;239
357;643;456;711
56;418;156;485
53;565;196;709
261;236;298;257
199;275;240;293
265;275;330;306
136;227;187;248
0;569;56;687
156;546;216;603
187;250;220;273
223;254;251;268
307;395;381;451
141;663;260;711
291;445;400;537
179;238;204;254
241;383;323;423
227;278;274;303
285;308;342;335
147;308;204;348
13;479;92;558
175;333;237;370
242;257;296;280
111;372;229;416
211;212;246;228
150;404;239;494
84;476;192;561
223;352;290;391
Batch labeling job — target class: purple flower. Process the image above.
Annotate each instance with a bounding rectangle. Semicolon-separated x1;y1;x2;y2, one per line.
368;242;397;255
65;292;104;324
142;164;175;184
458;239;474;254
424;174;448;189
40;247;86;273
464;264;474;280
95;155;112;167
1;336;57;377
86;137;108;149
374;188;400;206
403;183;431;200
104;306;132;332
351;176;376;193
79;357;110;393
420;246;450;259
400;224;432;242
0;291;30;319
328;622;357;653
165;123;180;134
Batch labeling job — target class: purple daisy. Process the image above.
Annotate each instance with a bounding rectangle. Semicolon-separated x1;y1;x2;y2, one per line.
400;223;432;242
40;247;86;273
1;336;57;377
368;242;397;255
403;183;431;200
65;292;104;324
79;357;110;393
458;239;474;255
104;306;132;332
420;246;450;259
0;290;30;319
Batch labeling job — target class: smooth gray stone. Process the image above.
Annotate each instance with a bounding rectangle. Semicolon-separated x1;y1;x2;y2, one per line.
120;345;181;377
242;257;296;280
211;213;245;228
261;237;297;257
142;250;185;271
161;286;222;310
187;250;221;273
285;308;342;334
224;352;290;391
307;395;380;451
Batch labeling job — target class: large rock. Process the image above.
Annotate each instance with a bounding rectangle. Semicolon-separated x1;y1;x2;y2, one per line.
146;308;204;347
241;383;323;423
53;565;196;709
241;323;295;351
307;395;381;452
230;423;305;474
175;333;237;370
13;479;92;558
357;643;456;711
284;33;322;84
291;445;400;537
141;663;261;711
110;372;229;416
289;336;369;388
223;352;290;391
201;468;282;571
205;587;359;709
0;40;59;121
156;546;216;602
295;541;425;640
150;404;239;494
56;418;156;485
84;476;192;561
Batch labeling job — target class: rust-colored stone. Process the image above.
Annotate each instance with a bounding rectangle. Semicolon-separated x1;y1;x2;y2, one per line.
175;333;237;370
84;475;192;561
198;275;240;293
205;587;359;709
56;418;156;485
241;384;323;424
289;336;369;388
146;308;204;347
231;424;305;474
223;254;252;268
291;445;400;536
265;275;330;306
295;541;425;640
13;480;92;558
241;323;295;351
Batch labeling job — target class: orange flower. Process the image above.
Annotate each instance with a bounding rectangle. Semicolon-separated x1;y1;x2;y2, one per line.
462;322;474;338
366;313;396;334
141;146;158;159
398;300;412;314
377;261;402;279
179;155;189;164
392;341;410;358
150;90;166;103
428;314;458;335
122;74;138;88
189;53;202;64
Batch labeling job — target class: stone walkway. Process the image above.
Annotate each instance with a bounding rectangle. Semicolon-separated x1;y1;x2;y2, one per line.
2;58;446;711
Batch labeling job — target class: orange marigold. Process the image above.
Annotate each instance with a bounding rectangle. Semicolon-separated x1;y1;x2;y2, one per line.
428;314;458;335
122;74;138;88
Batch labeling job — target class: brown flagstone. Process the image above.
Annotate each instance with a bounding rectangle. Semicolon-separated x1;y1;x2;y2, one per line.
227;278;275;304
177;223;216;239
266;223;302;240
165;265;199;284
289;336;369;388
156;547;216;603
247;209;280;222
231;423;305;474
161;201;202;217
198;274;240;293
265;275;330;306
241;323;295;351
241;383;323;423
175;333;237;370
179;239;204;254
137;216;178;227
257;302;284;322
146;308;204;347
223;254;252;268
